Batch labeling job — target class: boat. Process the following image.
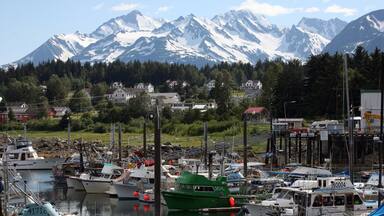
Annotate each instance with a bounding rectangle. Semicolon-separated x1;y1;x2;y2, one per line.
66;173;90;190
113;165;154;200
293;176;368;216
162;171;245;210
81;163;124;194
0;136;64;170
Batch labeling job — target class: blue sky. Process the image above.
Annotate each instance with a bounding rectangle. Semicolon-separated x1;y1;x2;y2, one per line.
0;0;382;65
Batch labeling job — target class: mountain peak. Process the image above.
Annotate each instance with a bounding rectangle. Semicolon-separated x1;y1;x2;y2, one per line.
297;17;347;40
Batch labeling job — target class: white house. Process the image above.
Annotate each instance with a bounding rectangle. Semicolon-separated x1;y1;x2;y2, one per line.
149;93;180;105
111;82;124;89
241;80;262;90
107;88;137;103
134;83;154;93
206;80;216;91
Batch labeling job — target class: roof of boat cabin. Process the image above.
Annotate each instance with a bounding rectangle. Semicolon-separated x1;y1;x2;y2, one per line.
177;171;227;186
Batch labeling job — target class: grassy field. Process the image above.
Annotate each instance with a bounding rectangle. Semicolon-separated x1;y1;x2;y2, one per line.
4;123;270;153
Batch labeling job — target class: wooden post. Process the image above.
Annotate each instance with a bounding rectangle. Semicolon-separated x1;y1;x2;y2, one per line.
204;122;208;169
143;121;147;158
298;133;302;164
284;132;288;165
118;124;122;162
288;136;291;161
279;134;282;150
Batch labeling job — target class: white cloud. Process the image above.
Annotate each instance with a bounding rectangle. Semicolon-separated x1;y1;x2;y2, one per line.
92;2;104;11
235;0;299;16
304;7;320;13
234;0;321;16
157;6;170;13
111;2;139;12
325;5;356;16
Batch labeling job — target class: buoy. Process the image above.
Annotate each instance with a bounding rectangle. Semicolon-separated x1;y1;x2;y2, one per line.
229;197;235;207
133;204;139;211
133;191;139;197
143;204;150;212
143;194;150;201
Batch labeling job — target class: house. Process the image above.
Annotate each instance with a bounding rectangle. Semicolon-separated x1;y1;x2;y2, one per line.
241;80;262;90
277;118;304;130
166;80;189;89
149;93;180;106
243;107;269;122
0;102;35;123
49;107;71;118
134;83;154;93
107;88;144;104
206;80;216;91
111;82;124;89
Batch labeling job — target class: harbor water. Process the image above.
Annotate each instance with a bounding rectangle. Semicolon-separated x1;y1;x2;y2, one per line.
17;170;266;216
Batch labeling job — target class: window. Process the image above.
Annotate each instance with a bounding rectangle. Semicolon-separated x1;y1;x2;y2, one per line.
335;196;345;206
194;186;214;192
323;180;327;187
354;195;363;205
323;196;333;206
346;194;353;205
312;195;322;207
21;153;25;161
318;180;322;187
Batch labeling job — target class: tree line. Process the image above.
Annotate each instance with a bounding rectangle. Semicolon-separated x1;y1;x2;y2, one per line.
0;46;383;122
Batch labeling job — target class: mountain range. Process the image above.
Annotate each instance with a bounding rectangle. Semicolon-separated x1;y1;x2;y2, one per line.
8;9;384;67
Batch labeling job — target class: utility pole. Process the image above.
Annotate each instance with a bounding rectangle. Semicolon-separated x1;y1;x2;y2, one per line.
344;54;354;183
143;120;147;158
153;104;161;216
204;122;208;168
67;115;71;153
118;123;122;163
243;115;248;177
378;55;384;206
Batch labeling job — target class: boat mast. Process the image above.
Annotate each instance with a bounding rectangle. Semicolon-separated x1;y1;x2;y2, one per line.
344;54;354;183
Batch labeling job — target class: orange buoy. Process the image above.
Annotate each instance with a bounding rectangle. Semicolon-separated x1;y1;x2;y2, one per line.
133;191;139;197
143;194;150;201
229;197;235;207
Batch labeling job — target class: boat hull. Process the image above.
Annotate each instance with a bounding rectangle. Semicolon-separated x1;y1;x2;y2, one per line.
82;179;112;194
114;183;139;200
1;158;65;170
162;191;230;210
66;177;85;190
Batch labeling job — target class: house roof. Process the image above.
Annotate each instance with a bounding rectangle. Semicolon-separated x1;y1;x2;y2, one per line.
244;107;266;114
149;93;179;98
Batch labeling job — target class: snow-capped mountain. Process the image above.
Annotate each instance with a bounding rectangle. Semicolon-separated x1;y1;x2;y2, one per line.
297;18;347;40
16;32;97;65
278;25;329;60
324;9;384;54
10;9;350;67
90;10;163;39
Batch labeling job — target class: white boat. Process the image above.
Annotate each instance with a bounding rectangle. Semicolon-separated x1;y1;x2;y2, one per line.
0;137;64;170
81;163;124;194
293;177;369;216
113;165;155;199
66;173;90;190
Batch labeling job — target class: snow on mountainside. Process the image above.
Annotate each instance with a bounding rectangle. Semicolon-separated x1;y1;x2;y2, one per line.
90;10;163;39
10;9;350;67
297;18;347;40
324;9;384;54
16;32;97;65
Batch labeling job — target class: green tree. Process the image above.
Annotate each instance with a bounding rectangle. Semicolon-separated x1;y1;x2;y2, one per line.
69;90;92;113
46;75;69;105
91;82;108;105
36;96;49;119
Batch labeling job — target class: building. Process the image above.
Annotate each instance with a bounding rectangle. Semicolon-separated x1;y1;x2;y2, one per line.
149;93;180;106
241;80;262;90
206;80;216;91
0;102;35;123
111;82;124;89
107;88;144;104
134;83;154;93
276;118;304;130
49;107;71;118
166;80;189;89
361;90;381;133
243;107;269;122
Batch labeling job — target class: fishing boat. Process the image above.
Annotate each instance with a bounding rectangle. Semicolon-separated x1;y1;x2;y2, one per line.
162;171;244;210
81;163;124;194
1;136;64;170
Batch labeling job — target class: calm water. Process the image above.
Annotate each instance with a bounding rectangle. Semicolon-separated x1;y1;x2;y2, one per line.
17;170;241;216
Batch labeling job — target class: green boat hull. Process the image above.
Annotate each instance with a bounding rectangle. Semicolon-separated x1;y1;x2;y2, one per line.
162;191;231;210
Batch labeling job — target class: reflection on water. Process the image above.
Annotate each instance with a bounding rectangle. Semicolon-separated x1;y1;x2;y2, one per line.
16;170;241;216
